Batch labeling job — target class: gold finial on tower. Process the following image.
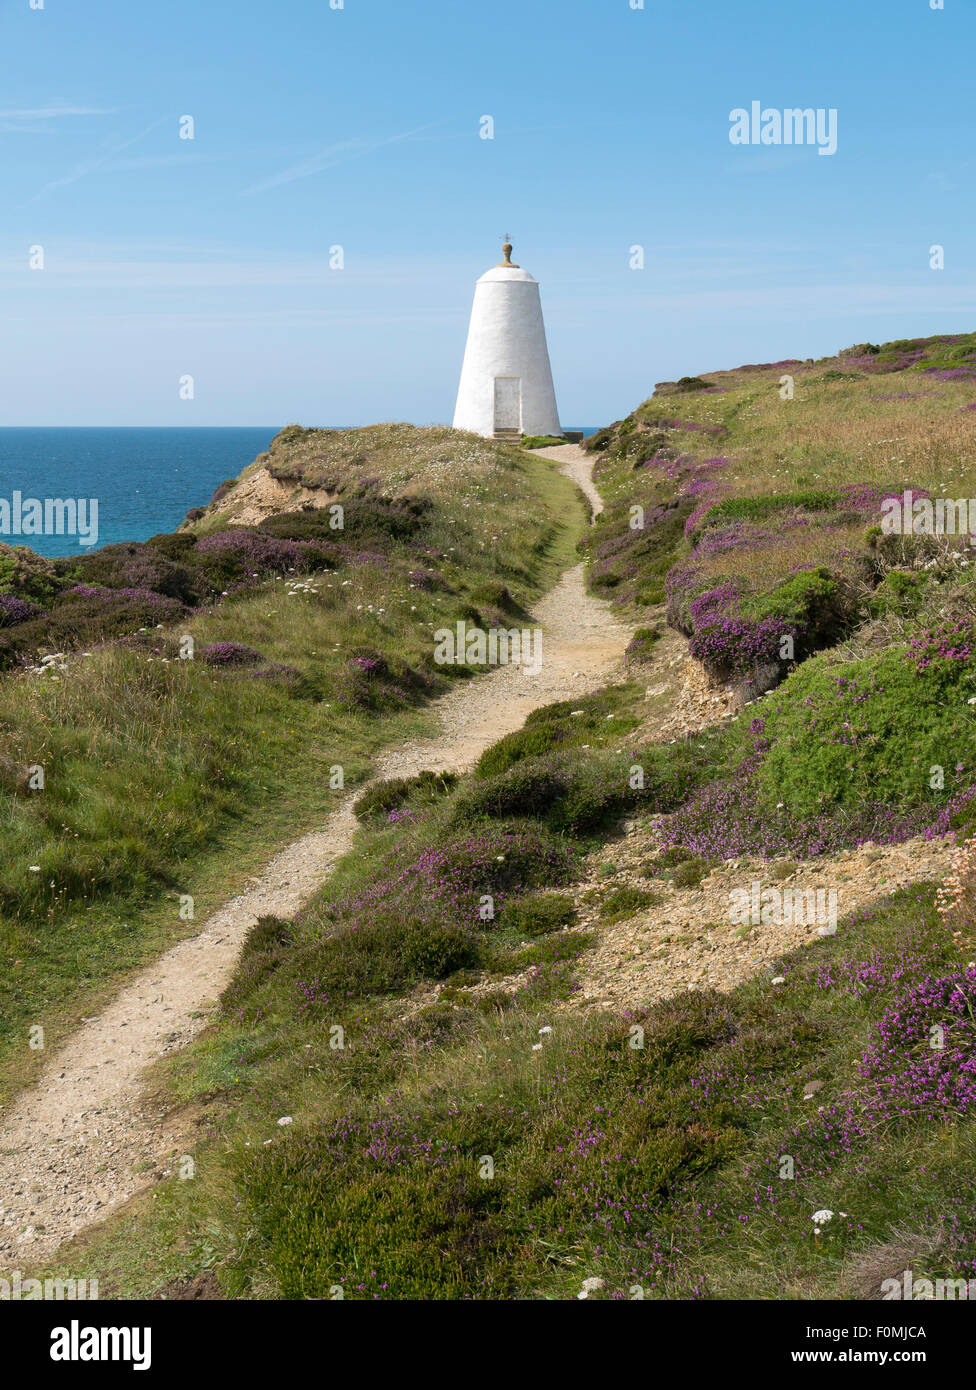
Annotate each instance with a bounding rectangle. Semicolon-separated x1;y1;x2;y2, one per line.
498;234;519;267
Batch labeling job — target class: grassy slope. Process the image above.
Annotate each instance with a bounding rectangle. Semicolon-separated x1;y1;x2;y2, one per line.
28;335;976;1300
0;426;585;1101
34;682;976;1301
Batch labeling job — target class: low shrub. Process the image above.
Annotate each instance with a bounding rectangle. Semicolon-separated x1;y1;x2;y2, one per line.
475;686;642;777
316;822;576;932
600;885;657;921
474;724;568;777
869;569;930;618
333;649;433;712
221;915;295;1011
499;890;577;936
0;544;61;604
0;588;186;667
755;630;976;820
62;543;201;605
684;566;859;684
454;760;570;824
192;529;305;585
0;594;42;627
464;737;712;839
353;770;457;822
285;914;477;1008
672;857;710;889
203;642;264;666
626;626;661;661
242;1125;517;1299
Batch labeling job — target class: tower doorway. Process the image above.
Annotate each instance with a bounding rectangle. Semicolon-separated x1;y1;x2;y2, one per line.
493;377;521;433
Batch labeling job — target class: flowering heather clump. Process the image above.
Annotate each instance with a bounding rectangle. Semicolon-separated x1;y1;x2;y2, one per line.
67;583;183;609
0;594;42;627
665;559;710;634
332;649;431;712
678;578;815;680
906;618;976;673
245;661;301;685
925;365;976;382
334;653;393;710
682;503;713;540
203;641;264;666
70;546;200;604
844;347;929;373
689;611;804;679
0;584;190;669
837;481;924;512
408;567;443;591
673;961;976;1284
194;528;304;579
852;967;976;1120
641;451;698;480
326;824;575;927
653;706;976;860
656;774;967;861
812;929;937;1001
694;520;784;556
678;458;730;537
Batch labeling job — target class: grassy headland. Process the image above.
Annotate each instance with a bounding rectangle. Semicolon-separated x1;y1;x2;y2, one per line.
0;424;585;1097
18;334;976;1299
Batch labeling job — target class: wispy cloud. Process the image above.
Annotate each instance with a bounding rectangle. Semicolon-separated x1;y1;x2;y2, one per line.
241;122;440;196
0;243;467;291
0;106;117;120
95;153;221;174
18;116;170;206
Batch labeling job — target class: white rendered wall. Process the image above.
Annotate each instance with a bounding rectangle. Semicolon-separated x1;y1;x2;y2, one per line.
453;266;561;437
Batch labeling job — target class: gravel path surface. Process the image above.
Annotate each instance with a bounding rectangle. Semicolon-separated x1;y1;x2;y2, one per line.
568;828;956;1015
0;446;633;1264
534;442;604;519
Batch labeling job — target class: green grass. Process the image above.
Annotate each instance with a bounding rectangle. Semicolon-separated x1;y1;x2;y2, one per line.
520;435;566;450
37;866;975;1301
0;428;586;1094
20;338;976;1302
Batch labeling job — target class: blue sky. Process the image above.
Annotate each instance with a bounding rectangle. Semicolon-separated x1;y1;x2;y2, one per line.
1;0;973;426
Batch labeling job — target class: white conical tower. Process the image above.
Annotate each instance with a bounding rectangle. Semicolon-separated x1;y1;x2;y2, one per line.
453;239;561;440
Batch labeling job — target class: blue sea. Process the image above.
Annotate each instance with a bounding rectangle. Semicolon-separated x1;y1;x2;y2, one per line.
0;425;603;558
0;428;279;558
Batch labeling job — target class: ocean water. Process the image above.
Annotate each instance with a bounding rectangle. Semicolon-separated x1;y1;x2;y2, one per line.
0;428;278;558
0;425;603;559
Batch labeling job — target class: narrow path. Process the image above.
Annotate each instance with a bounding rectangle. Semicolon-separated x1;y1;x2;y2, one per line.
535;442;605;519
0;446;632;1263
